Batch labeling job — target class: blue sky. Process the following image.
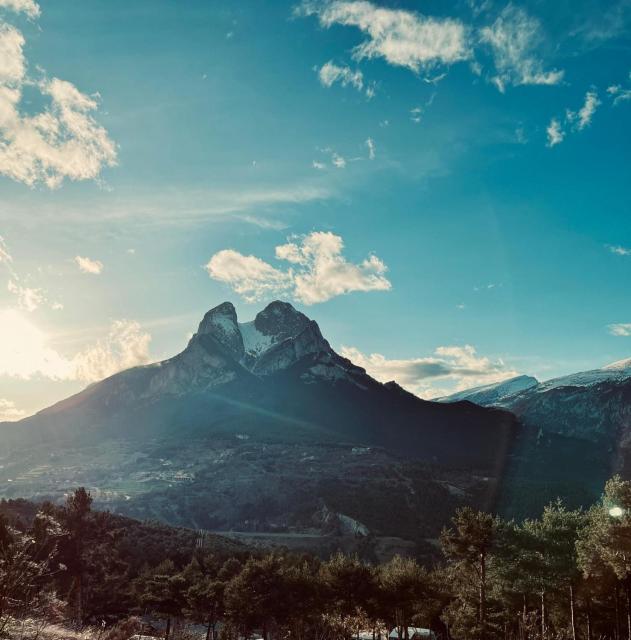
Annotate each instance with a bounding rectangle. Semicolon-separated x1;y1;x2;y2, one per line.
0;0;630;417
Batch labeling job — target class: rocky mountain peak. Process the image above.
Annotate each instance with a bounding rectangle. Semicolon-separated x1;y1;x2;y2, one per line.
196;301;244;359
254;301;312;341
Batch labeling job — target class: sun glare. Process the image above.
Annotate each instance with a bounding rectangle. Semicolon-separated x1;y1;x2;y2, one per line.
0;308;72;379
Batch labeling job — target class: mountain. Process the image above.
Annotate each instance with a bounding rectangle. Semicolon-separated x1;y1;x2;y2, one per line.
440;362;631;519
437;375;539;406
0;301;517;555
1;300;516;467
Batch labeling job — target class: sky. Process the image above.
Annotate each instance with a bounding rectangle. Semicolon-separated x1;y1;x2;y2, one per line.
0;0;630;419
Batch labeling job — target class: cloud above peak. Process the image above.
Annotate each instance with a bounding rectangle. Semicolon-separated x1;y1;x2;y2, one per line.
206;231;391;305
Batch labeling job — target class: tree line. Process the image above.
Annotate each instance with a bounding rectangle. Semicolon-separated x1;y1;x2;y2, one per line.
3;477;631;640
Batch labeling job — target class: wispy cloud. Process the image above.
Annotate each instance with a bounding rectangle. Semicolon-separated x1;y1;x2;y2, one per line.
341;344;518;398
300;1;564;94
479;5;563;92
318;60;363;91
546;118;564;147
546;90;601;147
566;90;601;130
365;137;375;160
0;3;117;188
607;72;631;106
0;234;57;311
331;152;347;168
206;231;391;305
0;0;40;19
609;323;631;337
74;255;103;275
0;184;332;227
299;0;471;75
608;244;631;256
410;107;423;124
7;279;43;311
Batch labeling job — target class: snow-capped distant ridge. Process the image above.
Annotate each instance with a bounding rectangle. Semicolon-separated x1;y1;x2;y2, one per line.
537;361;631;392
603;357;631;371
437;375;539;405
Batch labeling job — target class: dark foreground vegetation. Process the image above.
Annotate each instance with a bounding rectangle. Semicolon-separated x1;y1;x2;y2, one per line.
4;477;631;640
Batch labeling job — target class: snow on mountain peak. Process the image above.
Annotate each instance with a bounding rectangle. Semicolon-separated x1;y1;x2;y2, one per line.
437;375;539;405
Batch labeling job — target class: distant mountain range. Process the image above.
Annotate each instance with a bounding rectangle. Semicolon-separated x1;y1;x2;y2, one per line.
440;362;631;518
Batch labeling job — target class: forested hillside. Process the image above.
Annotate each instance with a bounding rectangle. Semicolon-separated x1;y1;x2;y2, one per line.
4;480;631;640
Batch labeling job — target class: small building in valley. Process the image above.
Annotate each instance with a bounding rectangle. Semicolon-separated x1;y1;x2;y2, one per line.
388;628;437;640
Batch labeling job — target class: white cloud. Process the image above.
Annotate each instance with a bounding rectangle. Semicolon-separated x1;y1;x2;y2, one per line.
312;160;326;170
318;60;364;91
0;398;26;422
546;118;564;147
0;0;40;18
609;323;631;337
365;137;375;160
0;309;151;381
479;5;563;91
7;279;43;311
73;320;152;382
341;344;519;398
609;245;631;256
0;5;116;188
331;152;346;168
205;249;292;303
607;78;631;106
547;90;601;147
206;231;391;305
300;0;471;74
567;90;600;130
74;255;103;274
1;235;59;311
410;106;423;124
0;234;12;263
